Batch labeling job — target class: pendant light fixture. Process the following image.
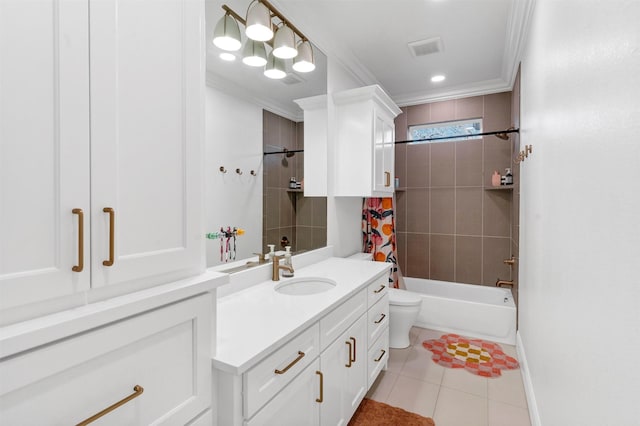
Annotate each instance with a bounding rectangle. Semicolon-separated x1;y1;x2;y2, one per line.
272;24;297;59
213;13;242;51
213;1;317;79
245;1;273;42
242;40;268;67
264;52;286;79
292;40;315;72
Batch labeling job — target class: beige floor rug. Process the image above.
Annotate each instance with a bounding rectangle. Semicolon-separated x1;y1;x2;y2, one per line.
348;398;435;426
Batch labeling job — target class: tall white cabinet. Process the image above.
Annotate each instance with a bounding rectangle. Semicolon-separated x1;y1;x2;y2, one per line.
1;1;224;423
0;0;204;316
333;85;401;197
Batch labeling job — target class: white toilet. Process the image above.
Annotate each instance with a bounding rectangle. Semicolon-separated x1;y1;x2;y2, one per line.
347;253;423;349
387;287;422;349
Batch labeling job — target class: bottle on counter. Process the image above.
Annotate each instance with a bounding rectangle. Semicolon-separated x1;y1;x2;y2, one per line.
282;246;294;277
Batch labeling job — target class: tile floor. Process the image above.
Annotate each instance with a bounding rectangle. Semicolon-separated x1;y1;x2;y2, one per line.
366;327;531;426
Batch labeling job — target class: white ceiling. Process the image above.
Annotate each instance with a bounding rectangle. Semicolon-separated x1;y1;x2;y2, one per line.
206;0;532;119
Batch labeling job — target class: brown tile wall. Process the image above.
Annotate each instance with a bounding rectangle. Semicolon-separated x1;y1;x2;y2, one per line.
395;93;515;287
263;111;327;253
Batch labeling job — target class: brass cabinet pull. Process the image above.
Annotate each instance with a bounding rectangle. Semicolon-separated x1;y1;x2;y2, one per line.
384;171;391;187
72;209;84;272
315;371;323;403
350;337;356;363
345;341;353;368
76;385;144;426
103;207;115;266
274;351;305;374
373;284;385;294
374;349;386;362
374;313;386;324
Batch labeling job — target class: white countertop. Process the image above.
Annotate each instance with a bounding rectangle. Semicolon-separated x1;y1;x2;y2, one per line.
213;257;390;374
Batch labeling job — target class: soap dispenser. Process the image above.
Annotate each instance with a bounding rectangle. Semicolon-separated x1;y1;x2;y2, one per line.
267;244;276;261
282;246;294;277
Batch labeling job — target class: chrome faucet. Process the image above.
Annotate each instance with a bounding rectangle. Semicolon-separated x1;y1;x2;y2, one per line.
496;279;514;288
272;255;294;281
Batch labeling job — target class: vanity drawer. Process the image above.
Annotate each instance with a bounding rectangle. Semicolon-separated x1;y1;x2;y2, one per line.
367;329;389;388
0;295;212;425
319;289;367;351
367;275;388;308
367;294;389;345
243;323;320;418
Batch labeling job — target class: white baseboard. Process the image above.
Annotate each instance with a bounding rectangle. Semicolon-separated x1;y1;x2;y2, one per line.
516;331;541;426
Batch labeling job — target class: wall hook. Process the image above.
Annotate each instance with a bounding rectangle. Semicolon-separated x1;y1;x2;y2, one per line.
235;168;243;175
219;166;227;174
250;170;257;176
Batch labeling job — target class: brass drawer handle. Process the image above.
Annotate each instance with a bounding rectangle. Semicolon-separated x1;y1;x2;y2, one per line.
72;209;84;272
350;337;356;363
274;351;305;374
374;313;386;324
385;171;391;187
103;207;115;266
374;349;386;362
373;284;385;294
315;371;323;403
76;385;144;426
345;341;353;368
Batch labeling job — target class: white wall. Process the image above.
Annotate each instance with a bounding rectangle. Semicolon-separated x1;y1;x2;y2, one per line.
326;58;368;257
205;86;263;266
518;1;640;424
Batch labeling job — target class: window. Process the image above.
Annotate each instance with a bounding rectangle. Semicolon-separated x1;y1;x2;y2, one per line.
408;118;483;144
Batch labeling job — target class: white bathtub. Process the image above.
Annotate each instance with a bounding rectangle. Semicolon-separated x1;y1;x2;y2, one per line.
403;277;516;345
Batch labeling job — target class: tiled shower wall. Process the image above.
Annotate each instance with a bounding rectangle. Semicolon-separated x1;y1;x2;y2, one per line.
263;110;327;253
394;93;515;287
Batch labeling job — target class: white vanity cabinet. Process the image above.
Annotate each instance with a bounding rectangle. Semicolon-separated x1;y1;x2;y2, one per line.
0;280;220;425
215;264;391;426
333;85;401;197
0;0;204;315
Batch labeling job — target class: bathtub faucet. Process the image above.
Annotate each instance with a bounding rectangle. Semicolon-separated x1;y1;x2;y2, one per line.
495;279;514;288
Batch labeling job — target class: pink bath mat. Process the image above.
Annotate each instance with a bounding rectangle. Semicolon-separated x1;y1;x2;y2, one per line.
422;333;519;378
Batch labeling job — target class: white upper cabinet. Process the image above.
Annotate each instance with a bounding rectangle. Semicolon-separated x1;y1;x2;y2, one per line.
0;0;91;311
333;85;401;197
0;0;204;314
294;95;328;197
88;0;204;289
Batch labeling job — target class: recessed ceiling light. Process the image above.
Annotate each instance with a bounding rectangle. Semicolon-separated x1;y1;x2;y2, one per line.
219;52;236;61
431;74;446;83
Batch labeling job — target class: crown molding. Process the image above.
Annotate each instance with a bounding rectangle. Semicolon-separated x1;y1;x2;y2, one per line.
393;78;512;107
502;0;536;87
205;71;303;122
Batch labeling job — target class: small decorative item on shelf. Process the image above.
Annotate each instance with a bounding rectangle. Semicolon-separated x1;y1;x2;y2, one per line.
492;170;501;187
504;168;513;185
394;177;400;188
289;177;297;189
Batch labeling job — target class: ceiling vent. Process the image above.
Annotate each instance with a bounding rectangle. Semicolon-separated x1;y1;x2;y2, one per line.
280;73;305;85
408;37;443;57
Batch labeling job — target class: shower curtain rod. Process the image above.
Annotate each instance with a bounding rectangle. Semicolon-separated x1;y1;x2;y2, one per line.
263;148;304;156
393;128;520;145
262;128;520;155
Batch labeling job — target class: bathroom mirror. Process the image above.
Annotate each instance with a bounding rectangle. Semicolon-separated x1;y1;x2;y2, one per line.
204;0;328;270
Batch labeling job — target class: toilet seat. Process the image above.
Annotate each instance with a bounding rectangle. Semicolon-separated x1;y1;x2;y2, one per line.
388;288;422;306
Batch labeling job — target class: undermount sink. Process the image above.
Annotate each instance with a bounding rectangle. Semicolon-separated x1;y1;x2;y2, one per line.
274;277;337;296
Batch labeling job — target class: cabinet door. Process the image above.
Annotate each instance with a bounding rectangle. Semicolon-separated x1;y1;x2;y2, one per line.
245;359;321;426
89;0;204;288
372;116;395;194
0;0;91;311
320;315;367;426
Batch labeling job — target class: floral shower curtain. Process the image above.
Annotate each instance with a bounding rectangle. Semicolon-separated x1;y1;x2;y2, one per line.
362;197;399;288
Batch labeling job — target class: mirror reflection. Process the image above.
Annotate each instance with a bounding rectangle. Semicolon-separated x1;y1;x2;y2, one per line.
204;0;328;270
